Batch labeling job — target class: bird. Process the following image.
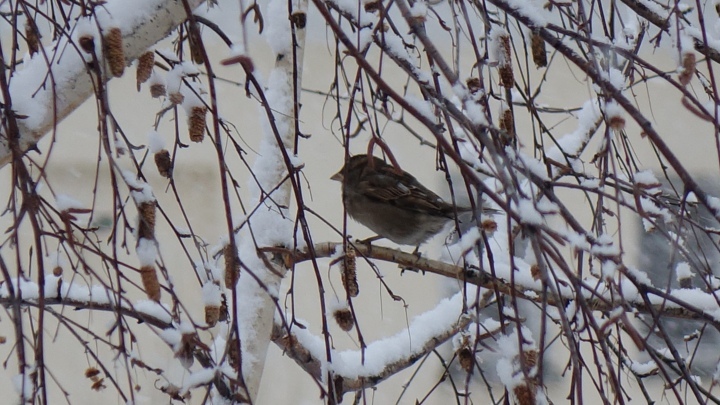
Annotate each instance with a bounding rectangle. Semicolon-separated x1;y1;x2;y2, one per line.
331;154;493;246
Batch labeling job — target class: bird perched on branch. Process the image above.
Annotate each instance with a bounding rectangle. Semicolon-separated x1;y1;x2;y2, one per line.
331;154;495;246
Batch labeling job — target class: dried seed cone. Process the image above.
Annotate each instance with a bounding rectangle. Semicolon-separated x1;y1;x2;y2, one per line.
498;34;514;88
499;108;514;144
137;201;156;240
333;308;354;332
53;266;63;276
608;115;626;131
530;264;541;281
169;92;184;105
291;12;307;29
458;347;474;373
188;106;207;142
205;305;220;327
219;294;229;321
187;27;204;65
140;265;161;301
341;247;359;297
530;33;547;68
481;218;498;233
150;83;166;98
175;333;195;369
136;51;154;91
679;52;696;86
25;20;39;56
499;66;514;89
466;77;482;94
79;35;95;54
513;383;536;405
224;244;239;288
104;27;125;77
154;149;173;178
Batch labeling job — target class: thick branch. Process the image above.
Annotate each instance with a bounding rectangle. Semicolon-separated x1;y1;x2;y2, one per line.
0;0;205;167
263;243;720;326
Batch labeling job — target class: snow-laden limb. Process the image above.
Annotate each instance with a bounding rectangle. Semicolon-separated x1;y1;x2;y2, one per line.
273;242;720;326
271;292;475;398
230;0;308;400
0;0;206;167
0;276;172;328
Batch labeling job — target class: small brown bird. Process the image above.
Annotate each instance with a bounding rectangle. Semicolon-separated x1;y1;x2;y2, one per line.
331;154;489;246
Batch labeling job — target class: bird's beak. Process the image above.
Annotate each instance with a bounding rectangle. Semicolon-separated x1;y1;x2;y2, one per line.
330;171;343;182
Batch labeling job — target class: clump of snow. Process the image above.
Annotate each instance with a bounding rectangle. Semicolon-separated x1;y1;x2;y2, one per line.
182;367;217;394
55;194;84;212
488;27;510;65
496;326;537;391
603;100;625;122
264;0;292;55
147;130;165;153
513;198;543;225
546;99;601;163
405;95;435;122
12;368;34;399
202;282;222;306
446;227;482;264
504;0;548;27
633;170;659;186
591;233;620;256
134;300;172;324
410;0;428;18
292;292;466;379
136;238;158;266
122;170;155;203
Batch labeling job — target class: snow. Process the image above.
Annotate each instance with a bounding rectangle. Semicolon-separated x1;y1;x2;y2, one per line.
405;95;435;122
5;0;172;132
182;367;217;394
264;0;292;55
410;1;428;19
12;369;33;399
147;130;166;153
165;66;184;95
134;300;172;324
446;227;482;264
628;358;658;376
513;198;543;225
202;282;222;306
675;262;693;282
489;27;510;65
707;196;720;215
292;292;466;379
633;170;659;186
122;170;156;203
136;237;158;266
517;151;549;181
496;326;537;390
504;0;548;27
55;194;84;211
546;99;601;163
603;100;625;122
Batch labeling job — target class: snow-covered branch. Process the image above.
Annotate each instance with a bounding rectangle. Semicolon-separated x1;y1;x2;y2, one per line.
0;0;205;167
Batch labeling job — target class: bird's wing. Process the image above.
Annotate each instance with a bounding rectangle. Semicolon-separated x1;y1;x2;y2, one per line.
357;170;449;214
